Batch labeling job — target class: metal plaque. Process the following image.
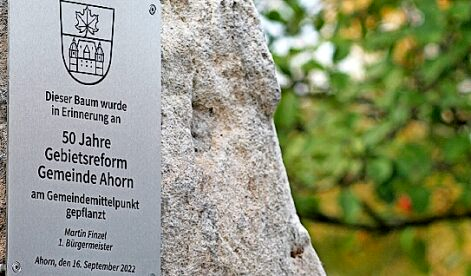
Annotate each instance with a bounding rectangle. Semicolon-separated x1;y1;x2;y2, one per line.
7;1;161;275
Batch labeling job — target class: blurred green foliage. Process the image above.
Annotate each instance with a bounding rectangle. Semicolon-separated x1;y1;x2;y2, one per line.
259;0;471;274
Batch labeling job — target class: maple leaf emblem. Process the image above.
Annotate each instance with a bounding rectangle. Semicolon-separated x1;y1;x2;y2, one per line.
75;7;99;36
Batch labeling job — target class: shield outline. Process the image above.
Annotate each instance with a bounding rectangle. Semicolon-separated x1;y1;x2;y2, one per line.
59;0;115;86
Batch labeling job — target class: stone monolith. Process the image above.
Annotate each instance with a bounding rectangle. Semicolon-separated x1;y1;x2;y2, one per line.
0;0;325;275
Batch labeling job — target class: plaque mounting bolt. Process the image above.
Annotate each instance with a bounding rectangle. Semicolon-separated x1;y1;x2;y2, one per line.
149;4;157;15
12;261;21;273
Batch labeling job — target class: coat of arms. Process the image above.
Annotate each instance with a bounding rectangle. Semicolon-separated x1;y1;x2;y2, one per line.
60;1;115;85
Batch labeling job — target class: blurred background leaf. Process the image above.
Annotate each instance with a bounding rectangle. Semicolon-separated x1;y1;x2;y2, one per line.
256;0;471;274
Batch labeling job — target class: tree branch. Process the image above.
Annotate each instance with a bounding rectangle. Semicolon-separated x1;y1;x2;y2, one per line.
361;202;388;228
305;211;471;234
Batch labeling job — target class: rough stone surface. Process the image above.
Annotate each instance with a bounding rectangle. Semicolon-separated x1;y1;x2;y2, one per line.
0;0;325;275
0;0;8;265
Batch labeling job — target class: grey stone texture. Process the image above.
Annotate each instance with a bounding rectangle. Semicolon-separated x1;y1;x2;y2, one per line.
0;0;325;275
